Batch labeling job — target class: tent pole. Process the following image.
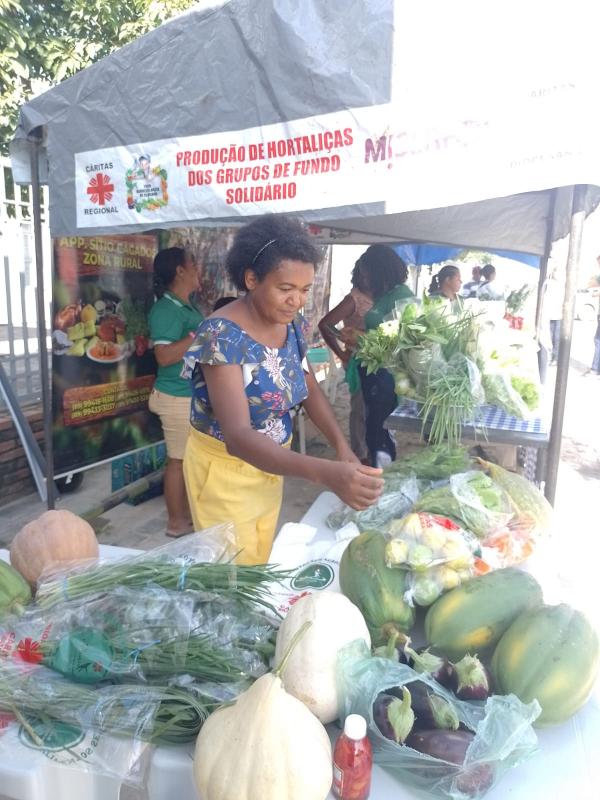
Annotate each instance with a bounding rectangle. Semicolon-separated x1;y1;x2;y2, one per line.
544;184;587;505
29;132;55;510
535;189;557;385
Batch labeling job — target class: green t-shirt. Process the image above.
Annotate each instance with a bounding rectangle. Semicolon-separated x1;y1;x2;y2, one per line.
149;291;203;396
364;284;415;330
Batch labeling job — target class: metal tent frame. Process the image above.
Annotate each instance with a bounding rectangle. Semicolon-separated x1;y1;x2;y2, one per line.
11;0;598;509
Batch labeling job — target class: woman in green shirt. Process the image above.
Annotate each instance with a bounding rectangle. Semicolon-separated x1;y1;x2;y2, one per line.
358;245;415;467
148;247;203;536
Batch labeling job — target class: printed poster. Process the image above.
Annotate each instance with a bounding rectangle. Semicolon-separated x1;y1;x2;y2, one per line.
73;93;594;232
51;234;162;475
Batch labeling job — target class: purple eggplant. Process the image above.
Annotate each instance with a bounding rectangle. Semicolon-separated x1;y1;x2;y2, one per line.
451;655;492;701
404;643;456;690
406;729;495;796
387;680;459;731
372;687;414;743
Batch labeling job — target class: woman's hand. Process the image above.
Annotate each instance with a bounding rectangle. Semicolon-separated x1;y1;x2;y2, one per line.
339;327;360;348
319;461;384;510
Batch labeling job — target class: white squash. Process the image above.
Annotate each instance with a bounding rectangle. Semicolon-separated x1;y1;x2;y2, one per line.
274;589;371;724
194;622;332;800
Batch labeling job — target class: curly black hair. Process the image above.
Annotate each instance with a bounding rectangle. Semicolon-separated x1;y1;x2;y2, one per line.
357;245;408;300
226;214;321;291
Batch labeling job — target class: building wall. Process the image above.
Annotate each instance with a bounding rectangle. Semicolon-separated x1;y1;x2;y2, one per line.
0;403;43;506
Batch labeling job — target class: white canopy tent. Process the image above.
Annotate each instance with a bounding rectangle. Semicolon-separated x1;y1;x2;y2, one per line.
10;0;600;506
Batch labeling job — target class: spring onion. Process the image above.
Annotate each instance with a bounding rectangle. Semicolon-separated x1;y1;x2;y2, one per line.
36;561;292;612
0;665;212;743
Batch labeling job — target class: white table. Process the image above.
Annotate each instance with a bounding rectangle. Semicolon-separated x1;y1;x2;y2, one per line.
1;502;599;800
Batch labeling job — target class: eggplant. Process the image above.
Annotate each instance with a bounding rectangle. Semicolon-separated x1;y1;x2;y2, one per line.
373;628;411;664
451;654;492;701
372;687;414;743
404;643;456;689
406;729;495;796
387;680;459;731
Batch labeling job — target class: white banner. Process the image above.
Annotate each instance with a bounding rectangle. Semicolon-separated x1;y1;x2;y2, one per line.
75;93;596;229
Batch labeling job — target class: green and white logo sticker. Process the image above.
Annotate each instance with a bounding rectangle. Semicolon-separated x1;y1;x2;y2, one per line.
19;716;85;752
290;562;335;590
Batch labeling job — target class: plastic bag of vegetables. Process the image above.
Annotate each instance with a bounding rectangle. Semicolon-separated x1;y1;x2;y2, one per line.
2;587;276;685
337;640;540;800
383;446;472;481
477;458;553;541
35;525;291;613
481;371;530;419
0;660;214;785
326;475;420;531
415;471;514;539
384;513;481;607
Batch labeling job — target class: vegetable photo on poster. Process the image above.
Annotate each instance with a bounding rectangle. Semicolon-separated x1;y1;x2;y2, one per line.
51;234;163;475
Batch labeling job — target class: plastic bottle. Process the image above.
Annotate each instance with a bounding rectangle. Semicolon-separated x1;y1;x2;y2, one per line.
332;713;373;800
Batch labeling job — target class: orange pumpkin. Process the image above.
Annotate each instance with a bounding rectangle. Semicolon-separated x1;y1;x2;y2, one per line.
10;509;99;587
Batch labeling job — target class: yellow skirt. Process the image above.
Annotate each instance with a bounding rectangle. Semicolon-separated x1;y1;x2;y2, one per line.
183;427;286;565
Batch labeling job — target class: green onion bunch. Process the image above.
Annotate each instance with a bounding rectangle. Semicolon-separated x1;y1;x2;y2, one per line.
0;665;212;744
36;560;292;612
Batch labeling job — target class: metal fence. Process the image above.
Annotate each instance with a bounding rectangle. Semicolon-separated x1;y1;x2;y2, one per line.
0;157;51;408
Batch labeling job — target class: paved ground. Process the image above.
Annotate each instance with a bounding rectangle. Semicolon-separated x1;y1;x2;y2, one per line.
1;321;599;628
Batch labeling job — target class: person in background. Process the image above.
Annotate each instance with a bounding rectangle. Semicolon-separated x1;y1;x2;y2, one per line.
318;257;373;463
585;265;600;376
148;247;203;537
461;265;482;298
213;296;237;311
428;263;464;311
476;264;504;300
590;313;600;376
182;215;383;564
358;245;415;468
544;271;563;365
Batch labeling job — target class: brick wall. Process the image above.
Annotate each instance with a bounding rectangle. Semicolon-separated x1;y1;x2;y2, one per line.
0;403;44;506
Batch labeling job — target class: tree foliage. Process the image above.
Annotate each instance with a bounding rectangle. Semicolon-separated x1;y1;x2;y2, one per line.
0;0;197;149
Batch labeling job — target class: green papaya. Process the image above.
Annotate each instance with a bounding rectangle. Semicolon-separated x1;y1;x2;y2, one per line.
339;531;415;644
0;560;31;617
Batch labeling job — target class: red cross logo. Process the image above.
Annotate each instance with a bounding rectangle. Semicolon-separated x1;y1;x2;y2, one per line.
15;637;43;664
87;173;114;205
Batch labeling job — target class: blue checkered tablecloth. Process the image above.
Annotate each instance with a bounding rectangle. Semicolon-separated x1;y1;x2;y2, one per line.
391;399;548;435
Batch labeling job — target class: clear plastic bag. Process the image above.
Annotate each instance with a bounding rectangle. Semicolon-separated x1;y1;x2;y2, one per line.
33;522;238;592
402;344;444;391
0;706;152;788
384;513;480;607
0;660;210;786
482;371;530;419
35;524;289;612
415;472;514;539
337;640;540;799
1;588;276;685
326;476;420;531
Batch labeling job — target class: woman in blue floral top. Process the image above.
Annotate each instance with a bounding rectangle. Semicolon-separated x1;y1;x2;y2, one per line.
182;215;383;564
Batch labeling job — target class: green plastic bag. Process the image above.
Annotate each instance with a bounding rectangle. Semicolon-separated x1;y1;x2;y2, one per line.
337;640;540;799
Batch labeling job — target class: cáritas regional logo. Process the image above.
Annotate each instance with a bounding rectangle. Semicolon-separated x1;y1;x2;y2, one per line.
83;162;118;216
